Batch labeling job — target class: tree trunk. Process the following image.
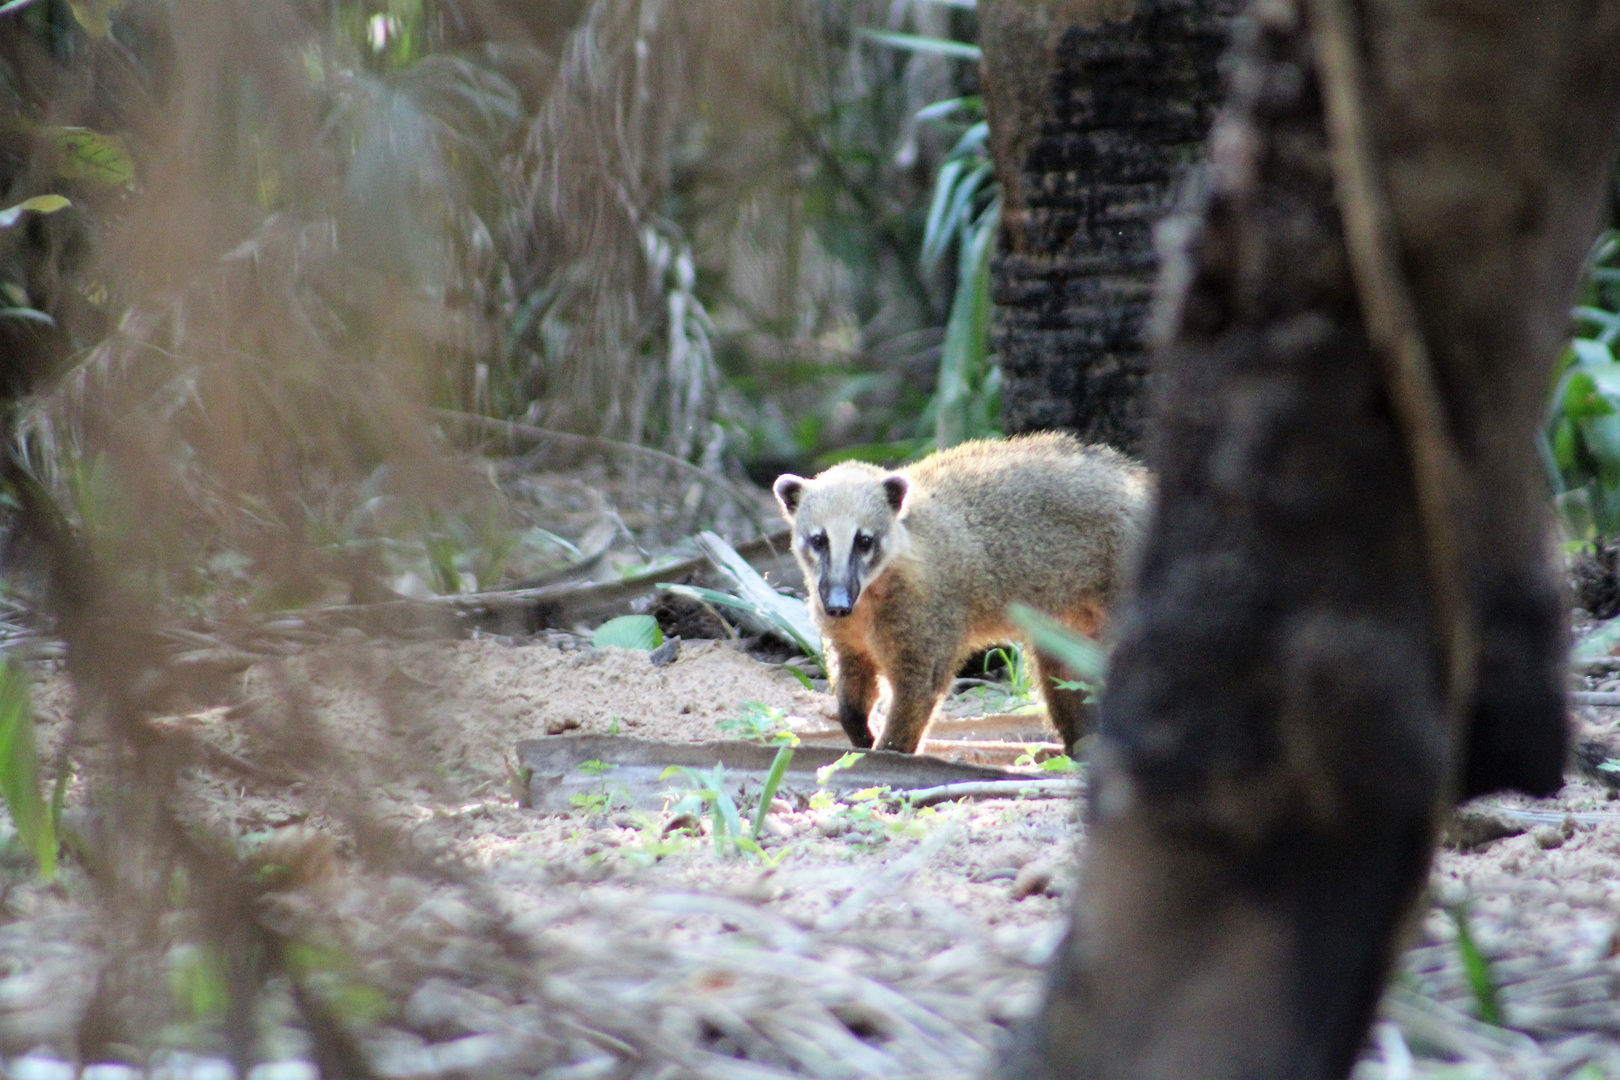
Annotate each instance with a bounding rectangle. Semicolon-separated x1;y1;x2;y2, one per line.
979;0;1238;453
999;1;1620;1078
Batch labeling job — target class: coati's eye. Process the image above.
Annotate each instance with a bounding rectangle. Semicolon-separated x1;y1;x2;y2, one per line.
808;531;828;551
853;532;873;554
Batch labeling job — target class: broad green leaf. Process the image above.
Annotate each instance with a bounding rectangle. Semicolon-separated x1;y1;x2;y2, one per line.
51;127;135;186
0;194;70;229
1007;603;1107;685
857;29;982;60
592;614;663;651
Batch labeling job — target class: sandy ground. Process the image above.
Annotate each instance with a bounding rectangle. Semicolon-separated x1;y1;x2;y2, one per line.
5;634;1620;1078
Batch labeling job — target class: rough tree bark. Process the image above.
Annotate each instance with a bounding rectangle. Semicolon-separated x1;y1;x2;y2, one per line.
979;0;1237;453
1000;1;1620;1078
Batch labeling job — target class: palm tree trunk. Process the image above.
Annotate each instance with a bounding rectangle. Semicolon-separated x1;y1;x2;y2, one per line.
980;0;1238;453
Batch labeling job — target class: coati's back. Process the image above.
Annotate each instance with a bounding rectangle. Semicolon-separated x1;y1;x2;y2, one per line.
898;433;1150;623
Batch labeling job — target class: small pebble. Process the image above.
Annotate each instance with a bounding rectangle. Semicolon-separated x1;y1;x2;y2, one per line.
1012;862;1055;899
815;815;850;838
1532;825;1565;849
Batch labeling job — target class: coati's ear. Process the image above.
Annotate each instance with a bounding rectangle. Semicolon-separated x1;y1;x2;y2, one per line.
773;474;807;518
881;474;909;514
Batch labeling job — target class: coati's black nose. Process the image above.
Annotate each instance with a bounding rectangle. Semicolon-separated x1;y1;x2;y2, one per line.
823;583;854;617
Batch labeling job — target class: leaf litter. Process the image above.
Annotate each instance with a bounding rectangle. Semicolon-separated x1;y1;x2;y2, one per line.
4;633;1620;1078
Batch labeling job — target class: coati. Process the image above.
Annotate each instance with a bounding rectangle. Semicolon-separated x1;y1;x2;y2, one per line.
773;433;1150;754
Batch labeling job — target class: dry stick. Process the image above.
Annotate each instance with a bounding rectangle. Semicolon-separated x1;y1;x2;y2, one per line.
904;778;1081;807
436;409;774;534
1308;0;1478;772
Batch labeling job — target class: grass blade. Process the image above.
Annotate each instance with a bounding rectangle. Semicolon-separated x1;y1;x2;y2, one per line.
856;29;982;60
1448;904;1503;1026
0;659;55;880
751;744;796;838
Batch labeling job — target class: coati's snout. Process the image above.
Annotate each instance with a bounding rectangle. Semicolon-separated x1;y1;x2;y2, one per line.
773;467;910;619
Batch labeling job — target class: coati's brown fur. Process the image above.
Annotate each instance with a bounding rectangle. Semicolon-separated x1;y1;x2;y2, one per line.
774;433;1150;754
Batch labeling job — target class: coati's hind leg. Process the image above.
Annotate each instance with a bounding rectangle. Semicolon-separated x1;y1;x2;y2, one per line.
1032;651;1093;757
877;651;954;754
831;646;880;749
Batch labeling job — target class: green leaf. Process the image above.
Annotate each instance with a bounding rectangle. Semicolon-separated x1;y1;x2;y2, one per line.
1553;417;1579;472
593;615;664;651
915;95;983;123
921;158;968;270
64;0;125;37
815;751;865;785
1582;414;1620;483
751;745;795;838
0;659;55;880
1573;338;1615;367
1007;603;1108;685
1447;905;1502;1026
0;194;70;229
1564;371;1616;420
857;29;982;60
51;127;135;186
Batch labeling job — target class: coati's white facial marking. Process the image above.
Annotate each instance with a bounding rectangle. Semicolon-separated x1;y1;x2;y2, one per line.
773;467;911;619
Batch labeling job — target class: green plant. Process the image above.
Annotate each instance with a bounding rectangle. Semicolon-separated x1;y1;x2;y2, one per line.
1013;749;1080;773
985;645;1033;698
870;31;1002;450
1548;231;1620;536
1447;904;1503;1026
0;659;56;880
750;743;797;840
717;701;799;745
571;760;629;816
662;763;746;857
815;750;866;786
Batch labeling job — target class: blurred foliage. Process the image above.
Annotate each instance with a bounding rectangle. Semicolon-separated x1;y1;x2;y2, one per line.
1550;231;1620;536
0;0;999;610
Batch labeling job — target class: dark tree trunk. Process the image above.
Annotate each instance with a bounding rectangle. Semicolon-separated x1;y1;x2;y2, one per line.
981;0;1238;453
1000;1;1620;1078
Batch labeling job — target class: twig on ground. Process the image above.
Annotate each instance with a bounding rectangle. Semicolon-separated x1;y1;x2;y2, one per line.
903;779;1080;807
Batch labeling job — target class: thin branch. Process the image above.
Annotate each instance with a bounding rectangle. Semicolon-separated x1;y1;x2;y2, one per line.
435;409;773;532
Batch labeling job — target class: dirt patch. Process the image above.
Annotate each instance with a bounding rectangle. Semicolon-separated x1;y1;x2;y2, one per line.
241;636;837;784
12;638;1620;1078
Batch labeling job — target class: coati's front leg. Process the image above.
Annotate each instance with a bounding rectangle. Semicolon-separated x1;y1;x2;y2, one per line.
876;651;954;754
831;645;879;749
1032;651;1092;757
